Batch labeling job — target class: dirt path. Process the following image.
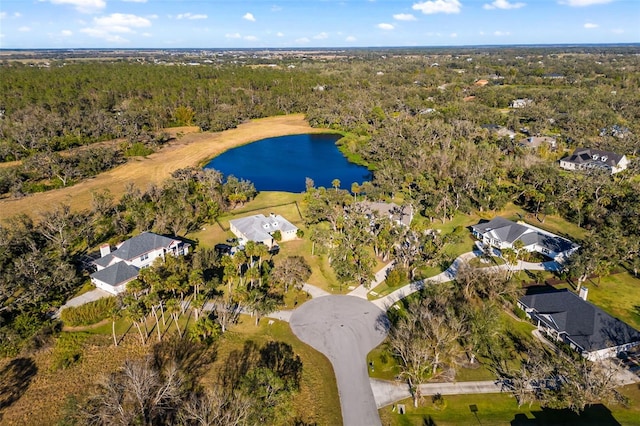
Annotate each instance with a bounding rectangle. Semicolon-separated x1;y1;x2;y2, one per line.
0;114;327;221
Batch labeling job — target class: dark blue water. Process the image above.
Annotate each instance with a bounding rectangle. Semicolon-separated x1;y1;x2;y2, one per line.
204;133;370;192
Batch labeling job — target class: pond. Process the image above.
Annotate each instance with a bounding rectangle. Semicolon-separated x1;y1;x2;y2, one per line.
204;133;370;192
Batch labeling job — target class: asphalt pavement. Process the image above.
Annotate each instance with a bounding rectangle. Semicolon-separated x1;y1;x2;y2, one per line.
290;295;389;426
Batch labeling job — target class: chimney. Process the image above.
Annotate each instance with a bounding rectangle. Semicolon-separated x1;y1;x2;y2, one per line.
579;287;588;301
100;244;111;257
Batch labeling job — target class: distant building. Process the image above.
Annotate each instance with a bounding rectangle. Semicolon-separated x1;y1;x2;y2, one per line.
560;148;628;175
470;217;578;263
518;136;557;150
359;201;413;227
229;213;298;248
91;232;190;295
519;290;640;361
510;98;533;108
482;124;516;140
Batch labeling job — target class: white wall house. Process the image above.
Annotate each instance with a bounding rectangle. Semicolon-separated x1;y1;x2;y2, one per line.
560;148;628;175
470;217;579;263
91;232;190;295
229;213;298;249
519;290;640;361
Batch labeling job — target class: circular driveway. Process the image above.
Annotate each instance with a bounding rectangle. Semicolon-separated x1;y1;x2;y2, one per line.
290;295;389;426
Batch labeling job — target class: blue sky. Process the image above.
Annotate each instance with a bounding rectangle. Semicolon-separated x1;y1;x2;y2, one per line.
0;0;638;49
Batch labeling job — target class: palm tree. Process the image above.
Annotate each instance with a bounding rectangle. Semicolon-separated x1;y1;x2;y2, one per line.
332;178;341;192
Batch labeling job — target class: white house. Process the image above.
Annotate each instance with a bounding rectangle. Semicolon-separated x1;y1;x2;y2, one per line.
470;217;578;263
90;232;190;295
519;290;640;361
229;213;298;248
510;98;533;108
560;148;628;175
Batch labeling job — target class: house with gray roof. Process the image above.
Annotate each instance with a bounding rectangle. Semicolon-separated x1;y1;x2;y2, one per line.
470;217;578;263
518;136;557;150
358;201;413;227
560;148;628;175
518;289;640;361
90;232;190;295
229;213;298;248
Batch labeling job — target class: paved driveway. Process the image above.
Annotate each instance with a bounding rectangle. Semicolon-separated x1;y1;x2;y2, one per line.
55;288;113;318
290;295;389;426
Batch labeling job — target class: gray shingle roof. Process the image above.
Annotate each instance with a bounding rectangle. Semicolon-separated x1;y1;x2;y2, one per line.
113;232;177;261
561;148;624;168
471;217;574;254
230;214;297;242
91;262;139;287
520;290;640;352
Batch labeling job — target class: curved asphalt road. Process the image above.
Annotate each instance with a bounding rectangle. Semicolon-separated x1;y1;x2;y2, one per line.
290;295;389;426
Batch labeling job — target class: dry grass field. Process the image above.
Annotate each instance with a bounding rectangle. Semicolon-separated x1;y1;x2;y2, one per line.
0;114;330;221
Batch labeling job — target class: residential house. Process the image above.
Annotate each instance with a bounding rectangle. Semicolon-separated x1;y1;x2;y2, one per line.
518;289;640;361
518;136;557;150
229;213;298;248
600;125;631;139
359;201;413;227
482;124;516;140
560;148;628;175
470;217;578;263
91;232;190;295
510;98;533;108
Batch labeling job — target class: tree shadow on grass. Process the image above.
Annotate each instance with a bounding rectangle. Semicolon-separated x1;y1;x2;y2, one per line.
0;357;38;420
511;404;621;426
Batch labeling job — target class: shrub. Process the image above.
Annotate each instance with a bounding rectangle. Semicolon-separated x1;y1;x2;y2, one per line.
51;332;89;371
124;142;154;157
60;297;117;326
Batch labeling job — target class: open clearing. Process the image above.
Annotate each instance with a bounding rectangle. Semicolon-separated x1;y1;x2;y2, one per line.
0;114;329;221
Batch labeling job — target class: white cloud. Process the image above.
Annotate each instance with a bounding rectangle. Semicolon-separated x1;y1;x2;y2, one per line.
14;12;22;18
494;30;511;35
584;22;599;28
377;23;394;30
611;28;624;34
244;35;258;41
176;13;207;20
46;0;106;14
18;26;30;32
393;13;417;21
413;0;461;15
276;31;284;37
122;0;147;2
313;32;329;39
560;0;613;6
61;29;73;36
450;32;457;37
142;32;151;37
345;35;357;42
225;32;241;38
243;12;256;22
0;12;6;19
295;37;310;43
483;0;525;10
147;14;158;19
80;13;151;42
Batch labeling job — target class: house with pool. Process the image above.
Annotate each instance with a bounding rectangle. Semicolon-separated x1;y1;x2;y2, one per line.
229;213;298;249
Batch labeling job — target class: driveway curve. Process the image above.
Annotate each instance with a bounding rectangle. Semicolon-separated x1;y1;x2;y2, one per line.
290;295;389;426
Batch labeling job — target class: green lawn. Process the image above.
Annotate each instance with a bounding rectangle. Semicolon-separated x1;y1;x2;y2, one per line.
579;272;640;330
379;389;640;426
